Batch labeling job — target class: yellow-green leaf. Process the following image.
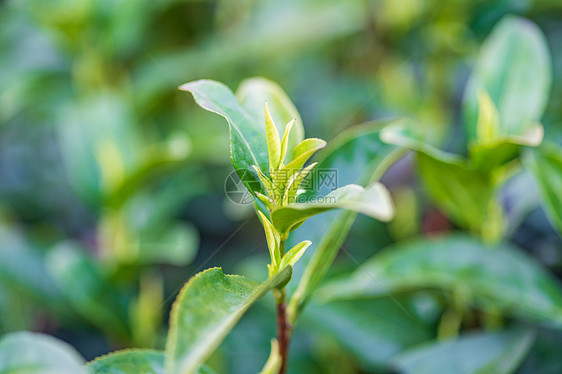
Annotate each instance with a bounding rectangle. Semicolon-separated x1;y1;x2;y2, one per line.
265;103;282;174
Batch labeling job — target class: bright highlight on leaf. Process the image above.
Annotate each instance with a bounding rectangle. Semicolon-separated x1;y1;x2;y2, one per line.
475;89;500;143
165;267;291;374
271;183;394;236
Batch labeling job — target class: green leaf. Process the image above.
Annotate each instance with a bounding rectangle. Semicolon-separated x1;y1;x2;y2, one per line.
136;223;199;266
236;77;304;164
0;225;65;314
320;235;562;327
287;120;405;321
524;144;562;234
392;329;535;374
57;94;141;205
46;243;130;341
165;266;292;374
0;331;87;374
258;340;282;374
88;349;219;374
179;79;267;195
271;183;394;236
463;16;551;151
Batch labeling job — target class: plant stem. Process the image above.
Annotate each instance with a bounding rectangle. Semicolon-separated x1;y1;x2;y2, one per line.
275;238;290;374
276;293;290;374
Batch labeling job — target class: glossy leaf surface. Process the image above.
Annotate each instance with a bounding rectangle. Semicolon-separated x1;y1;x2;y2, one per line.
179;79;267;194
165;266;292;374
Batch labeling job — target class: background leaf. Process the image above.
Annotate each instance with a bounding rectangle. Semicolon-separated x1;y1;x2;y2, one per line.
302;298;433;370
524;144;562;235
416;152;495;234
391;329;535;374
287;120;404;320
0;331;88;374
320;235;562;327
463;16;551;149
46;243;131;342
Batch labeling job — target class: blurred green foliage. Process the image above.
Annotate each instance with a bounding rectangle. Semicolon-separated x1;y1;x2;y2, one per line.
1;0;562;373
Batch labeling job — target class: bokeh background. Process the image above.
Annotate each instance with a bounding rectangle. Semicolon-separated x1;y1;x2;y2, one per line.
1;0;562;373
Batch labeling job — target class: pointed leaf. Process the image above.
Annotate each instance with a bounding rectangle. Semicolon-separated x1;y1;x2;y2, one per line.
257;211;281;266
392;329;535;374
320;235;562;327
165;267;292;374
236;77;304;162
179;80;266;195
265;103;281;174
279;241;312;270
279;120;296;167
258;340;282;374
252;165;275;199
0;332;87;374
272;183;394;235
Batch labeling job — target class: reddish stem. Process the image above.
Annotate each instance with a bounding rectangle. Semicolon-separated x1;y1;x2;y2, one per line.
277;301;290;374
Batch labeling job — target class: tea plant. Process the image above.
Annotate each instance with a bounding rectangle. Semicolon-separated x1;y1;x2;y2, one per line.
0;77;396;373
2;14;562;374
